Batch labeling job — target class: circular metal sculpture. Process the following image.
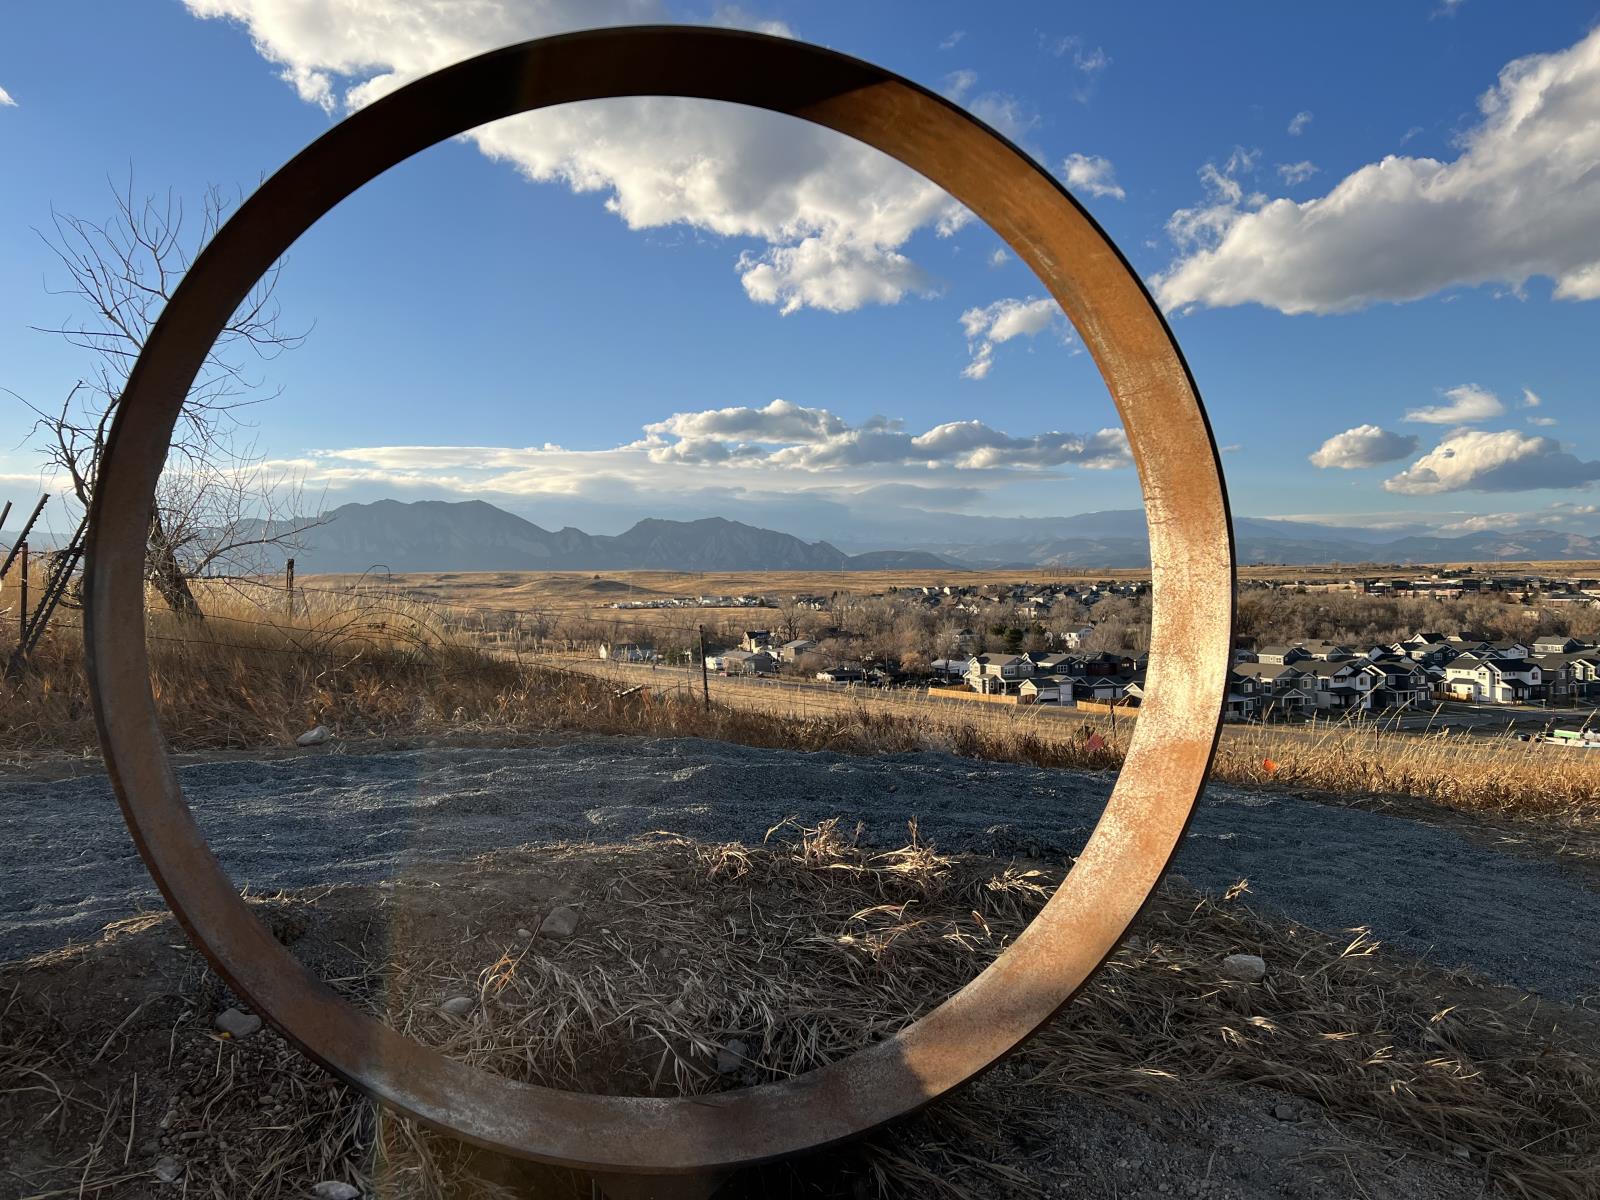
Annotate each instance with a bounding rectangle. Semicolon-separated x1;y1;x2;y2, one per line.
83;26;1234;1180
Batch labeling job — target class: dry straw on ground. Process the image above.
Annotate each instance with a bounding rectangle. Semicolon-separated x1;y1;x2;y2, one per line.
3;824;1597;1198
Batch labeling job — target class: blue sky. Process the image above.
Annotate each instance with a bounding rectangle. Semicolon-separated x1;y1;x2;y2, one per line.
3;1;1600;546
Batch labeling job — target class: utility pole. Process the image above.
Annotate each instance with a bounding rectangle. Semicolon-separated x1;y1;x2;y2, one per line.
698;623;711;711
285;557;296;618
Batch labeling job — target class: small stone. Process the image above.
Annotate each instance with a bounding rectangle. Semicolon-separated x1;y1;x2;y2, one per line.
1271;1102;1296;1121
153;1156;182;1183
1221;953;1267;983
296;725;331;747
515;928;533;939
1451;1145;1472;1161
716;1038;750;1075
538;906;581;939
214;1007;262;1039
311;1183;362;1200
438;996;475;1017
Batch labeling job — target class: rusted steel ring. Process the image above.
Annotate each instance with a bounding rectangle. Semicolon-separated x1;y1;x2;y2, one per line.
84;26;1235;1176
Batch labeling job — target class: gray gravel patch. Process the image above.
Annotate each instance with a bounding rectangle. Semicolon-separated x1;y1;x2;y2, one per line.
2;737;1595;1004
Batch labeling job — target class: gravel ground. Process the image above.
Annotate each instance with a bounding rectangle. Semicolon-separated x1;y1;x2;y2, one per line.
3;736;1596;1003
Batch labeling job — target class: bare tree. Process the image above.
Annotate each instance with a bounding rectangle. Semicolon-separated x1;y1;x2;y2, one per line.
21;176;319;617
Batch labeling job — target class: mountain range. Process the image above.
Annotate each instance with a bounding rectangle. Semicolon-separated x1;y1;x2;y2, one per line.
231;499;1600;574
261;500;954;573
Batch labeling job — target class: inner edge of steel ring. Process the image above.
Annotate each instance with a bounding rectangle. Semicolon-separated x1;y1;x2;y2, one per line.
82;25;1235;1176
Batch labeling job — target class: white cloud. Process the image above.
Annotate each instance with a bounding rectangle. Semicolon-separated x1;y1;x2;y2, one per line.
1287;110;1313;136
942;69;978;102
958;296;1064;379
302;401;1132;500
1403;383;1505;425
1276;160;1318;185
1153;27;1600;314
181;0;969;315
988;248;1010;267
939;30;966;51
644;399;845;445
1060;153;1126;200
1520;387;1542;407
0;85;15;107
1038;34;1110;100
1308;424;1420;469
1529;415;1559;427
1384;429;1600;494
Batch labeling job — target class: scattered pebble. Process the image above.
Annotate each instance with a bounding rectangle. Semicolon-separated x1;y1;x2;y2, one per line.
438;995;475;1017
1271;1102;1296;1121
539;906;581;939
296;725;331;747
1221;953;1267;983
515;927;533;939
214;1007;262;1039
716;1038;750;1075
153;1156;182;1183
311;1183;362;1200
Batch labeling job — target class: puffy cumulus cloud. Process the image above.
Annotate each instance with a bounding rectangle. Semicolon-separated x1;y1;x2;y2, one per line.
1384;429;1600;494
1308;424;1420;469
644;399;845;445
1154;27;1600;314
1060;153;1125;200
181;0;968;315
1403;383;1505;425
1287;110;1313;136
958;296;1065;379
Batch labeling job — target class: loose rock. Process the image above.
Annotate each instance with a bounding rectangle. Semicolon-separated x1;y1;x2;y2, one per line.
1271;1102;1296;1121
515;927;533;939
153;1156;183;1183
716;1038;750;1075
296;725;331;747
438;995;475;1017
539;906;581;938
214;1007;262;1039
1221;953;1267;983
311;1183;362;1200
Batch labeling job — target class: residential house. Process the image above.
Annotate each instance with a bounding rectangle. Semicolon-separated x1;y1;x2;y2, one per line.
721;649;777;676
777;638;818;663
1231;661;1317;715
1367;661;1431;711
740;630;774;652
816;664;865;684
1255;645;1311;666
1442;654;1541;703
965;653;1035;695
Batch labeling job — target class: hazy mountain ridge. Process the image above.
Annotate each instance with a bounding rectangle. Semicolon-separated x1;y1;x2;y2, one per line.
222;499;1600;573
267;501;955;573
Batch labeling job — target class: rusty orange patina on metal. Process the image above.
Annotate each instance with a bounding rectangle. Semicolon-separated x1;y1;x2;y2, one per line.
82;26;1235;1179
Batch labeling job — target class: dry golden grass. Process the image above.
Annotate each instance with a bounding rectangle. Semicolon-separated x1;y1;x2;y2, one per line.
5;826;1596;1198
7;580;1600;855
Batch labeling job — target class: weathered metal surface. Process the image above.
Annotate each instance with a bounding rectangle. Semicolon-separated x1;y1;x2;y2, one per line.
81;25;1235;1178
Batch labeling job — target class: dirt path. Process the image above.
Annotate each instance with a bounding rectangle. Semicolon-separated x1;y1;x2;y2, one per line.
3;736;1596;1002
